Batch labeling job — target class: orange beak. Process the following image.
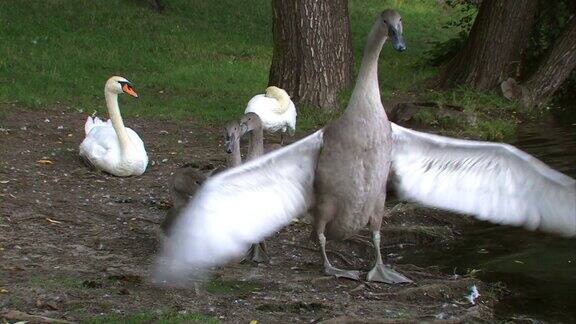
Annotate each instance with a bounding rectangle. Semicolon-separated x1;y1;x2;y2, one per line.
122;83;139;98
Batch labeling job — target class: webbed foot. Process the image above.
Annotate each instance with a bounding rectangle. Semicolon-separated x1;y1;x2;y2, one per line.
367;263;412;284
243;242;269;263
324;264;360;281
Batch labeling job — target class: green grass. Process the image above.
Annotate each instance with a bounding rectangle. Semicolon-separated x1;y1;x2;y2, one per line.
1;0;522;138
0;0;273;122
86;311;219;324
426;87;521;140
349;0;458;98
29;275;86;290
0;0;460;126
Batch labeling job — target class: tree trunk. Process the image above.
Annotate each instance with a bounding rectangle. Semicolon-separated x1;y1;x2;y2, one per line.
436;0;538;90
520;17;576;107
269;0;354;111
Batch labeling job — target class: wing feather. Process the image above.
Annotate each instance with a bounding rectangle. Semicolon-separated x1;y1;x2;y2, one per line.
390;123;576;237
155;130;324;282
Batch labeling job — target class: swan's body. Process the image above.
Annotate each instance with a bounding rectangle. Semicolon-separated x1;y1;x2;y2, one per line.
79;76;148;177
155;10;575;285
244;86;297;143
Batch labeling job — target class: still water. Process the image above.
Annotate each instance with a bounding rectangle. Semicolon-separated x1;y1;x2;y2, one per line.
402;105;576;322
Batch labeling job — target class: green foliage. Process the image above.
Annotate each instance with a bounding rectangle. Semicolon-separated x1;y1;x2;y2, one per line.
526;0;576;99
424;1;478;66
526;1;573;72
425;0;576;100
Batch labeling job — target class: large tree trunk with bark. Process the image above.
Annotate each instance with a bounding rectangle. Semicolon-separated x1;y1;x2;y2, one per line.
269;0;354;111
436;0;539;90
521;17;576;107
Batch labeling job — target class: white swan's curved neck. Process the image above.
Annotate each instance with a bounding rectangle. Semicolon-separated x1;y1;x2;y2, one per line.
105;91;132;153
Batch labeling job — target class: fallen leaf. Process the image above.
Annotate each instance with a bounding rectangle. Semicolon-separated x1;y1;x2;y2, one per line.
46;218;62;224
514;260;524;264
0;288;8;293
37;159;54;165
250;321;258;324
0;180;9;184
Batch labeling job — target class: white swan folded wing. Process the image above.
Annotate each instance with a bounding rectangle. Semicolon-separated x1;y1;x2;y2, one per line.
156;130;324;279
390;123;576;237
79;121;147;175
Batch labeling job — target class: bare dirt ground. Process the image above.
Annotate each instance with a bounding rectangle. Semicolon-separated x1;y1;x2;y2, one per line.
1;105;497;323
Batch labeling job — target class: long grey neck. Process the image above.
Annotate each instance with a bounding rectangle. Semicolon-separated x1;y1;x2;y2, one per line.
228;138;241;167
347;20;388;111
246;125;264;160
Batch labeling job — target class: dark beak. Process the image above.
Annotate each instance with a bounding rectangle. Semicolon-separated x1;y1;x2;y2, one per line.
389;26;406;52
225;137;235;154
240;123;249;136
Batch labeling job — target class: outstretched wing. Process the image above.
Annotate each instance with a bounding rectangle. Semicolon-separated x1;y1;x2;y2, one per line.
155;130;324;282
390;123;576;237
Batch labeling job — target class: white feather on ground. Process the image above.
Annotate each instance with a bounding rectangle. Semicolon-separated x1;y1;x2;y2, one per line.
155;130;323;283
390;122;576;237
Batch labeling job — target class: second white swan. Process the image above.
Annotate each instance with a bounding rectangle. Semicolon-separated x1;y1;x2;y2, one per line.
79;76;148;177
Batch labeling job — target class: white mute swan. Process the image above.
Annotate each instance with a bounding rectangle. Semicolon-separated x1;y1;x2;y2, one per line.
244;86;297;145
155;10;574;285
79;76;148;177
